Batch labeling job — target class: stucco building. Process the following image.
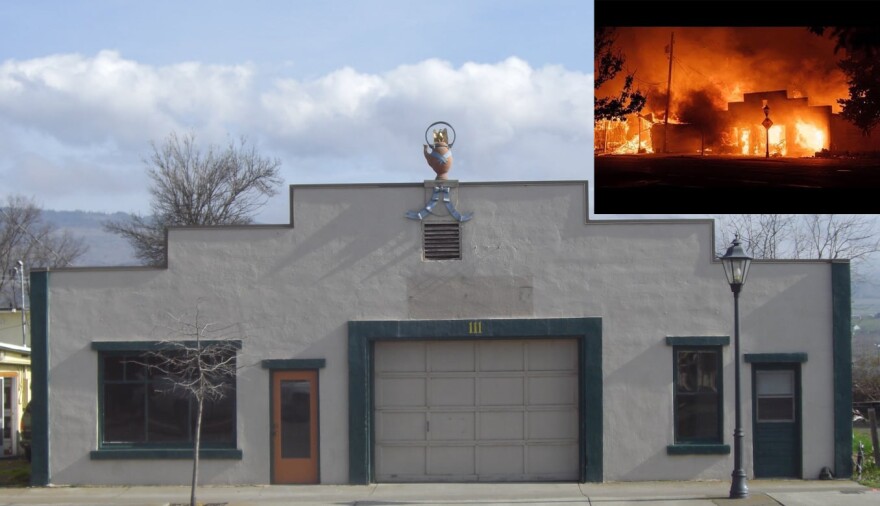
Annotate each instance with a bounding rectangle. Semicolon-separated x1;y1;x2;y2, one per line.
28;180;852;485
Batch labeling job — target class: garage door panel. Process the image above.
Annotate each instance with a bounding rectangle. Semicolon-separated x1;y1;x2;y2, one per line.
377;446;426;477
479;377;524;405
428;446;475;475
527;444;579;477
529;410;578;439
376;342;426;372
528;376;577;405
376;378;426;407
430;378;474;406
479;342;524;371
376;412;426;441
479;411;525;440
430;342;475;372
478;445;525;475
375;339;580;482
528;341;577;371
430;412;475;441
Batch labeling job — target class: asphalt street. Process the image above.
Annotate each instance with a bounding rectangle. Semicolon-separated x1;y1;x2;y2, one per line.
594;154;880;214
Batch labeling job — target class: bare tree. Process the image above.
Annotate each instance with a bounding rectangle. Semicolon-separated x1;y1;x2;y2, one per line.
715;214;797;259
1;194;87;305
716;214;880;273
793;214;880;262
105;132;283;266
138;306;242;506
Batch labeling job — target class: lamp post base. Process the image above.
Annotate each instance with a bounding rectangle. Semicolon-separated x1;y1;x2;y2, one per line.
730;469;749;499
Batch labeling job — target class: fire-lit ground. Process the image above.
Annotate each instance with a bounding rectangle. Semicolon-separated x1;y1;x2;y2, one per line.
595;154;880;213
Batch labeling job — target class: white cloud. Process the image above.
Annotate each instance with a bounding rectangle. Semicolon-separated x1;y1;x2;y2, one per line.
0;51;254;146
0;51;590;219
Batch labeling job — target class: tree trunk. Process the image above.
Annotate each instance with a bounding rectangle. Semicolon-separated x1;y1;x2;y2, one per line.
191;395;204;506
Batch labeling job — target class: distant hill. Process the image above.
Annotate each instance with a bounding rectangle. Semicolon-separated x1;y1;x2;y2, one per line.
42;210;139;267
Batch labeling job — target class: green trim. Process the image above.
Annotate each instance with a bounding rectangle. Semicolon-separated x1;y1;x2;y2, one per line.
90;449;242;460
665;336;730;346
666;444;730;455
269;370;276;483
262;359;326;370
348;325;370;484
745;353;808;363
347;317;603;484
751;363;802;478
29;271;50;486
832;262;853;478
92;340;242;351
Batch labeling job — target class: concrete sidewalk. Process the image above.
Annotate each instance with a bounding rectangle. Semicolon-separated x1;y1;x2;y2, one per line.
0;480;878;506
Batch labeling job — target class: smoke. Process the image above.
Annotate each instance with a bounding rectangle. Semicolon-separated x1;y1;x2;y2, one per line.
599;27;848;113
677;88;729;144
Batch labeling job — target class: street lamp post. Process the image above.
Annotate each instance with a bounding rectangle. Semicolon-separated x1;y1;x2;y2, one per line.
762;104;772;158
721;235;752;499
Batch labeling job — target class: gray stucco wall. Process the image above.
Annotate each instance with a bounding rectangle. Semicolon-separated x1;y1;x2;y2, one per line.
43;181;837;484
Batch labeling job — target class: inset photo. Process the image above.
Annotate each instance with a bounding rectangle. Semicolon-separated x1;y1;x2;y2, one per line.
594;19;880;214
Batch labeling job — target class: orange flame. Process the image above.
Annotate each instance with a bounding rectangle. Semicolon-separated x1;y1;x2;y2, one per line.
795;121;825;154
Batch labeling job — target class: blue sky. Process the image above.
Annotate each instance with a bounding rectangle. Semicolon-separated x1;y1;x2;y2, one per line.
0;1;592;222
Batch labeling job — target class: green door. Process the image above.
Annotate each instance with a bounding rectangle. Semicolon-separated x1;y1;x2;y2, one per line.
752;365;801;478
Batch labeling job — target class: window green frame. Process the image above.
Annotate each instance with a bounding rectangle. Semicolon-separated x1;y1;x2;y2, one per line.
90;341;242;460
666;336;729;455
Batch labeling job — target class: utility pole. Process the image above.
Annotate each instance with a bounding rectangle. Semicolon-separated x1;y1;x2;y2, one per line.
14;261;27;347
664;32;674;154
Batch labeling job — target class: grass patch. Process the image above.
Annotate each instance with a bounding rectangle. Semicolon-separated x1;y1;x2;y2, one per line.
854;428;880;488
0;458;30;487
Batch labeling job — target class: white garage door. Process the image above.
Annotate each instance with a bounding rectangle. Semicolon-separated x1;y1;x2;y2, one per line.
374;339;579;482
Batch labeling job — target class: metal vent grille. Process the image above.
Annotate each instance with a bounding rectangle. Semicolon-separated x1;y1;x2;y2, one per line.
423;222;461;260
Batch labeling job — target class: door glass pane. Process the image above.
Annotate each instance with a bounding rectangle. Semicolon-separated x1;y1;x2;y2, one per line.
756;370;796;422
756;371;793;396
281;380;311;458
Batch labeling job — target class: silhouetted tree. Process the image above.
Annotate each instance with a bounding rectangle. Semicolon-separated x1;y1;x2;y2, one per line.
595;27;646;121
812;27;880;135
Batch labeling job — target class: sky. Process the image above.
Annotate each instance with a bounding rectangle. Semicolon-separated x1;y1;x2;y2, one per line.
0;1;592;223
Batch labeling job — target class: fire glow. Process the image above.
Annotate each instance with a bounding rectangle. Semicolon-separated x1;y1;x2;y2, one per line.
595;27;846;157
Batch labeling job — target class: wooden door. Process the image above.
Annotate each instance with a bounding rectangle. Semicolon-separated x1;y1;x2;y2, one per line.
272;370;319;484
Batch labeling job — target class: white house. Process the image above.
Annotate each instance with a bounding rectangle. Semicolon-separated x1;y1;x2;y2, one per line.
28;180;852;486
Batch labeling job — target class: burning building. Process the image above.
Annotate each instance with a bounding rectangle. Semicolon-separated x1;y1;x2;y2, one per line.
726;90;830;157
596;89;880;157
